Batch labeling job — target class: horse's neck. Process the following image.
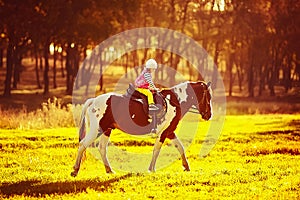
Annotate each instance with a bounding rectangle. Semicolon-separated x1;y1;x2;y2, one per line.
161;82;193;116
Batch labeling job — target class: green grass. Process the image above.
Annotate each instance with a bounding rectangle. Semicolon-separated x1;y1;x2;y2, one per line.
0;115;300;199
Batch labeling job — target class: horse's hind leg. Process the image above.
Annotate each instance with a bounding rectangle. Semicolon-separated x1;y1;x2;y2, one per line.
71;114;99;177
98;129;114;174
71;141;86;177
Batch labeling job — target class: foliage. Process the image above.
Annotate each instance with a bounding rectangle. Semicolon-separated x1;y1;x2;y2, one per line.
0;115;300;199
0;98;75;129
0;0;299;97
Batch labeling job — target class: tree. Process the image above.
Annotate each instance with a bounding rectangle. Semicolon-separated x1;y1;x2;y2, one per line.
0;0;35;96
1;0;299;98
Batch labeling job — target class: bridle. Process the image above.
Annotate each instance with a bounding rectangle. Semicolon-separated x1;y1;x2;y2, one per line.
159;83;211;116
199;89;211;117
190;88;211;116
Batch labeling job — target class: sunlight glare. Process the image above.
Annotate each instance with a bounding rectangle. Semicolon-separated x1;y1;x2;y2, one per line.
49;43;55;55
86;48;93;57
57;46;62;53
213;0;225;11
109;46;115;52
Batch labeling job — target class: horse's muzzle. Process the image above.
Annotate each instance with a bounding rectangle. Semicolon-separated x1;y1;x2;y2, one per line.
201;111;212;121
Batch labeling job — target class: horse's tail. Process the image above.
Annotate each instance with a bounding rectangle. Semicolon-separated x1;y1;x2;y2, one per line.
79;98;94;142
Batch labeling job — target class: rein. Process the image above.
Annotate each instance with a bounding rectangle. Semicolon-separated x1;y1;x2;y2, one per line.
161;89;209;114
189;107;199;114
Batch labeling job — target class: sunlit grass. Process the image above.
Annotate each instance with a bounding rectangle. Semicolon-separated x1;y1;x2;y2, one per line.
0;114;299;199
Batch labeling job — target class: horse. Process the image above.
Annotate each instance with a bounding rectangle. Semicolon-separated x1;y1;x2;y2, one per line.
71;81;212;176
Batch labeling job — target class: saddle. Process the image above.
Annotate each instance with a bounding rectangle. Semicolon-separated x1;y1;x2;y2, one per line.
126;84;160;111
125;83;167;133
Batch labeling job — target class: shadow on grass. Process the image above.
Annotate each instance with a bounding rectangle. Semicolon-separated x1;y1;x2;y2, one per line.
288;119;300;129
0;173;133;197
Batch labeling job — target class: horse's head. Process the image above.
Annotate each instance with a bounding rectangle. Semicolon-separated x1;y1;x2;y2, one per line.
190;81;212;120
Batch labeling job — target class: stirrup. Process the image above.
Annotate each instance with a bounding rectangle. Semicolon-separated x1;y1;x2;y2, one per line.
149;104;159;111
150;128;157;134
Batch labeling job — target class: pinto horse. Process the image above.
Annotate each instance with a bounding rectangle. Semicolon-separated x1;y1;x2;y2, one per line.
71;81;212;176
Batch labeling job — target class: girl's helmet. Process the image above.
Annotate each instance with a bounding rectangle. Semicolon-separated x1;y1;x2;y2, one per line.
145;59;158;69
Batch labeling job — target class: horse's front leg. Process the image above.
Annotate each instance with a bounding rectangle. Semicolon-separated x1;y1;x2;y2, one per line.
148;137;163;172
98;130;114;174
172;136;190;171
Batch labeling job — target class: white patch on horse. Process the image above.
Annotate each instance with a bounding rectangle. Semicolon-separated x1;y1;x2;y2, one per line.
136;99;143;104
156;100;176;137
89;93;117;124
174;82;188;104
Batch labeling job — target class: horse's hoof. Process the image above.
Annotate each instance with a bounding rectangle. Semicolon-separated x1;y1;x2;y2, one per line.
106;170;115;174
150;129;157;134
148;168;155;173
71;171;78;177
184;168;190;172
105;165;115;174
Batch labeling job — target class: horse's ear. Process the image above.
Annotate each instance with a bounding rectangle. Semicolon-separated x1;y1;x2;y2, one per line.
207;82;211;88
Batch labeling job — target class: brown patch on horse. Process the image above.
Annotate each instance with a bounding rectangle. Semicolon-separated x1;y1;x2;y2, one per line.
159;89;182;143
166;132;177;140
100;94;152;135
99;96;117;134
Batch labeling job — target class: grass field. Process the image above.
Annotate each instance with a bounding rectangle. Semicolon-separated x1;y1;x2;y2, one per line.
0;114;299;199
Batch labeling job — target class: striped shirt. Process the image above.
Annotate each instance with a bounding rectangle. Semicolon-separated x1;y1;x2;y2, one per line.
135;68;157;90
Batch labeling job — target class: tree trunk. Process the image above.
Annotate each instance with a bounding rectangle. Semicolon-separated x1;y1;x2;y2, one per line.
295;62;300;82
0;48;3;68
132;50;139;77
3;42;14;97
269;47;277;96
236;47;245;93
43;40;50;95
99;54;103;91
12;49;21;89
212;41;220;90
248;53;254;97
157;49;164;81
199;40;208;81
60;49;65;78
124;52;128;78
34;45;42;89
268;65;276;96
53;44;57;89
66;44;71;94
228;53;234;97
283;54;292;93
66;43;75;95
39;55;43;70
258;65;265;96
34;44;42;89
169;52;179;86
236;64;243;92
73;46;79;90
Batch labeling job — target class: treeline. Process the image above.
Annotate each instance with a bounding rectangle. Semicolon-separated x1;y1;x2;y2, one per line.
0;0;299;97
